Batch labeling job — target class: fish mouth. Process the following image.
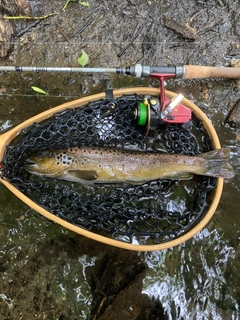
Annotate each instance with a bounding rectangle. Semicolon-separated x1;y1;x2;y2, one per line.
24;159;39;172
25;158;36;165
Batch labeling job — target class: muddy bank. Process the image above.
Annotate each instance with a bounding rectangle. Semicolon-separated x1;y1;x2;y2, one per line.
2;0;240;70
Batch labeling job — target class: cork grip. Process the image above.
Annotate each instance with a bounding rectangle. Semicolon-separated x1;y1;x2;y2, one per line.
183;65;240;79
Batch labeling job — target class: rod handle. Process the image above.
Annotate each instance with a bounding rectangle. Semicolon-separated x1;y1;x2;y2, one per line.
183;65;240;79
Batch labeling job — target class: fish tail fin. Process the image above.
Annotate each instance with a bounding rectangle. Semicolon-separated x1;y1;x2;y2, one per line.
199;148;235;179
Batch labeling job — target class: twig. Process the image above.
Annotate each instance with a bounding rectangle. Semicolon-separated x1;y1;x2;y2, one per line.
118;22;147;58
74;17;96;35
3;12;58;20
16;20;42;37
74;8;99;35
162;16;198;40
55;24;70;42
62;0;72;11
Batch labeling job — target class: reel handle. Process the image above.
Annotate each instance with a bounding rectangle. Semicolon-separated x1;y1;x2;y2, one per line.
183;65;240;79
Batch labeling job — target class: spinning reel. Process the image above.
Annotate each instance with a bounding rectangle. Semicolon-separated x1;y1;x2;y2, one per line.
134;92;191;134
129;65;191;134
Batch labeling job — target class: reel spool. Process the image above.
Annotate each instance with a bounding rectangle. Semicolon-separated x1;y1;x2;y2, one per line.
135;96;160;135
134;94;192;134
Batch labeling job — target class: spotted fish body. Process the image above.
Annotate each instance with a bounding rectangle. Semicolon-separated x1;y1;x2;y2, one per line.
25;147;235;183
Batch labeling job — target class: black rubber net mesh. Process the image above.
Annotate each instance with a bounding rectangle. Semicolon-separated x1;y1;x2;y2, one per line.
1;94;216;245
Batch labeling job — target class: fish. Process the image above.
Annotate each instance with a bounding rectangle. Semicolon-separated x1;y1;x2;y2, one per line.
25;147;235;184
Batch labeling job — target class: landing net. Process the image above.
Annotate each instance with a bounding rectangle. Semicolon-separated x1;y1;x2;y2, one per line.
1;94;216;245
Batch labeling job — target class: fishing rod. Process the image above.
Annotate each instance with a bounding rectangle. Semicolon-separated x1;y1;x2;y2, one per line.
1;63;240;79
1;63;240;130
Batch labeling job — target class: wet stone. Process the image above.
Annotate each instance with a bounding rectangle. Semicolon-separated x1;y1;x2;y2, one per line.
225;98;240;129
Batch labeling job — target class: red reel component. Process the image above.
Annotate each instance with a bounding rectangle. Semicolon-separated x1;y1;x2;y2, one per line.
150;72;192;124
162;96;192;124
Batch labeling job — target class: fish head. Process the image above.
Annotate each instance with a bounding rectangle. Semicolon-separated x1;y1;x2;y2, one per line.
25;149;72;177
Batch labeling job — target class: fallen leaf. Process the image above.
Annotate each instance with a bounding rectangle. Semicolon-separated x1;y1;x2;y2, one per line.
77;50;89;67
31;86;47;94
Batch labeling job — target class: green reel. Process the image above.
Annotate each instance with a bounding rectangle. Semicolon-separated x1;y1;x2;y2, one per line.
135;97;160;134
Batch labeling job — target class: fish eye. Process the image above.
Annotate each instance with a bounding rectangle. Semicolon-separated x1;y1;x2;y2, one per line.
37;151;45;157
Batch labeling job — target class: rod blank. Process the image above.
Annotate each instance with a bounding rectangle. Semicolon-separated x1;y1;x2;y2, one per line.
0;66;118;74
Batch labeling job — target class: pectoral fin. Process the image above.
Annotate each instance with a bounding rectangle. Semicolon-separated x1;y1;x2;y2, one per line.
67;169;98;181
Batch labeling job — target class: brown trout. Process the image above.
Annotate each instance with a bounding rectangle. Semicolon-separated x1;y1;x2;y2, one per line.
25;147;235;183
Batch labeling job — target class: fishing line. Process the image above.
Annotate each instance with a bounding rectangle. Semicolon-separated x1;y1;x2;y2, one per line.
0;93;83;99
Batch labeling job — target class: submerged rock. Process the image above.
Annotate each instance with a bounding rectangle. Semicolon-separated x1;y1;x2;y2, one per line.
225;98;240;129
